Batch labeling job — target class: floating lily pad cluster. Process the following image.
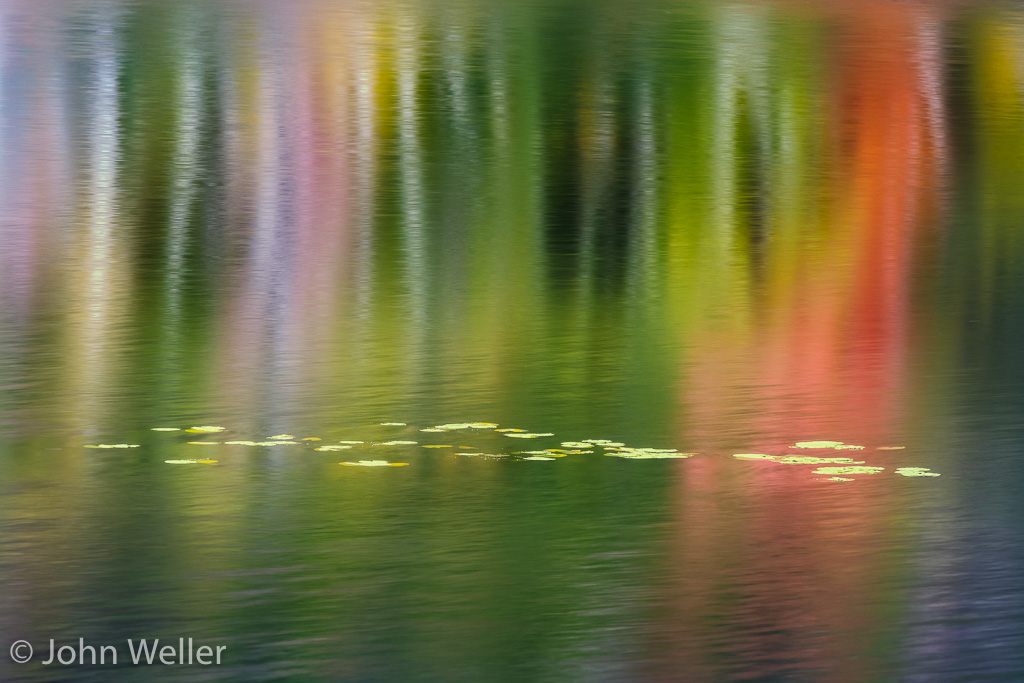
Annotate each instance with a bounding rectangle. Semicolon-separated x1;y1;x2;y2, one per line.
731;441;939;481
86;424;940;480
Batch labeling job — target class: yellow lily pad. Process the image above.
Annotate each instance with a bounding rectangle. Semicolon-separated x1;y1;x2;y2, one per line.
791;441;866;450
422;445;453;448
186;426;225;433
523;456;555;461
380;422;406;426
777;456;864;465
812;466;884;475
302;437;321;441
315;446;353;451
339;460;408;467
267;434;294;440
195;460;218;464
895;467;941;477
378;440;417;446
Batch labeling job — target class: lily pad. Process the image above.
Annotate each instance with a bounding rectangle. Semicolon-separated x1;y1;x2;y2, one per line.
267;434;294;440
339;460;409;467
422;445;453;448
165;459;198;464
187;442;220;446
85;444;140;449
186;426;225;433
302;437;321;441
811;466;884;475
378;440;417;446
895;467;941;477
561;442;592;448
878;446;906;450
338;441;365;444
225;441;258;446
151;428;180;432
380;422;407;426
792;441;845;449
523;456;555;461
315;446;353;451
777;456;865;465
733;453;777;460
820;477;855;481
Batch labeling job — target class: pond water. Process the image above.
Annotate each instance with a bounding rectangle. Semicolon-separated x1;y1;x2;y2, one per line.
2;0;1024;680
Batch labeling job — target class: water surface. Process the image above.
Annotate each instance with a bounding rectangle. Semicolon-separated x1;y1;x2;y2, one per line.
2;0;1024;680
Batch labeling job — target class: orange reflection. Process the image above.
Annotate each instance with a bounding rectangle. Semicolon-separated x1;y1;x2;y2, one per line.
664;2;947;679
